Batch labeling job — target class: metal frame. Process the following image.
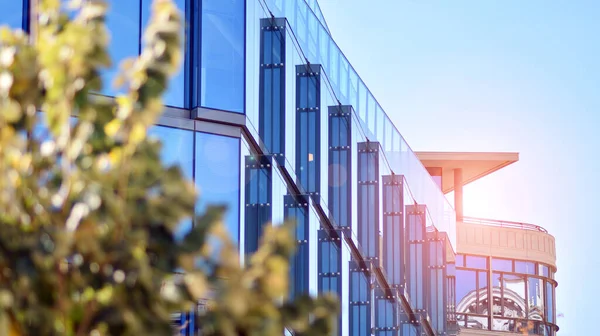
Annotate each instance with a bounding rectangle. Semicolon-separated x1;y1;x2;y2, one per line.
382;174;405;288
285;193;310;298
456;252;559;334
295;63;322;198
244;154;273;255
357;141;380;261
259;18;287;164
405;204;428;318
328;105;353;229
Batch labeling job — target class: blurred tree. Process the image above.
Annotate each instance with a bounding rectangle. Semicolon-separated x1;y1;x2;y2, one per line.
0;1;338;335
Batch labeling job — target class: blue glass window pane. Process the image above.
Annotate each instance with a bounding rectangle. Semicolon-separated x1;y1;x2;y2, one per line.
329;42;338;87
142;0;187;107
340;57;349;99
348;68;358;108
318;25;328;66
307;12;317;60
103;1;141;97
367;92;375;132
195;133;240;243
201;0;244;113
357;81;366;121
295;1;307;46
148;126;194;240
0;0;24;29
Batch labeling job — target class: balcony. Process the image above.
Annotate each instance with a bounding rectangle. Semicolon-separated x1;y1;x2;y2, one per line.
456;217;556;268
462;216;548;233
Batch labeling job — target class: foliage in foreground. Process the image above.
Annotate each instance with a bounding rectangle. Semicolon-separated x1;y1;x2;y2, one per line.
0;0;338;335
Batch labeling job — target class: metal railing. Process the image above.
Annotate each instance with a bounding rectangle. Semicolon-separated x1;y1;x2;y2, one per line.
461;216;548;233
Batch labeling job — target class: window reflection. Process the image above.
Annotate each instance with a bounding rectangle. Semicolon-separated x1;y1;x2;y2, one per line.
195;132;240;243
148;126;194;240
457;254;556;335
0;0;24;30
142;0;187;107
492;258;512;272
456;269;477;312
103;1;140;97
465;255;487;269
528;277;544;321
515;260;536;275
200;0;244;113
501;274;526;318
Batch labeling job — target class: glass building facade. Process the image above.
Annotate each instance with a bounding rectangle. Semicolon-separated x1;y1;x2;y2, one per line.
2;0;558;335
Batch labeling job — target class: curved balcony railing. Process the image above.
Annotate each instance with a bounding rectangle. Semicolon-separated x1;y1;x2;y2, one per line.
461;216;548;233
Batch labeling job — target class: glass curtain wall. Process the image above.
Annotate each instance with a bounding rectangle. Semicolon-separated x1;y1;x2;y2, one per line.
296;64;321;196
426;231;447;335
97;0;246;110
328;105;352;229
244;154;273;255
382;174;405;288
199;0;245;113
374;287;397;336
285;194;310;298
259;18;287;162
357;141;380;261
246;2;439;335
349;260;371;336
141;0;187;107
406;204;427;315
318;228;342;335
253;0;456;246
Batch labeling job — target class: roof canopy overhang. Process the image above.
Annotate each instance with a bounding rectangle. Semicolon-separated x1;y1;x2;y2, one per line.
415;152;519;194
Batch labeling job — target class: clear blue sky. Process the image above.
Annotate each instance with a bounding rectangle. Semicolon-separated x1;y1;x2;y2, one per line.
318;0;599;334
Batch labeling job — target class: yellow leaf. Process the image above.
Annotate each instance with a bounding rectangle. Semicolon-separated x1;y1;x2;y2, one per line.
96;286;113;305
130;123;146;144
108;147;122;165
104;118;121;137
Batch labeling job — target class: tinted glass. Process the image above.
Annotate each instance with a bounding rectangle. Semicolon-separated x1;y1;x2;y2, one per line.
491;273;502;315
492;318;517;332
142;0;187;107
0;0;24;29
528;277;544;320
456;269;476;309
456;254;465;267
492;258;512;272
466;255;487;269
502;274;526;318
148;126;194;240
195;133;240;243
201;0;244;113
546;281;554;323
515;261;536;275
103;1;141;97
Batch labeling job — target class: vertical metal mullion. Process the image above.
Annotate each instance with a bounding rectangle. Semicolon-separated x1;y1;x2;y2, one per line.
184;0;190;108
